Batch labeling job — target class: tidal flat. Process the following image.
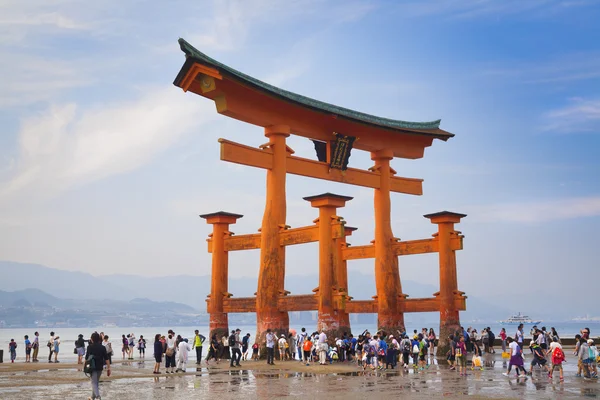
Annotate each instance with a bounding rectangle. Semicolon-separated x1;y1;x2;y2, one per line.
1;353;598;399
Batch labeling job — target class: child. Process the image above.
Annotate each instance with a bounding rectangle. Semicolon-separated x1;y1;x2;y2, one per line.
24;335;32;363
455;335;467;376
529;341;550;376
588;340;598;378
9;339;17;363
411;336;420;367
400;335;411;370
471;340;483;371
302;337;313;366
549;336;565;382
574;334;583;377
418;334;429;370
252;342;259;361
447;335;456;371
579;338;592;379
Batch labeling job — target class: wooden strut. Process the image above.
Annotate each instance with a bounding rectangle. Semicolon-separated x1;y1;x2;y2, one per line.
219;138;423;195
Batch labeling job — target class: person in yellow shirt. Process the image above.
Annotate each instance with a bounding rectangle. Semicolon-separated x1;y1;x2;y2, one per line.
192;330;206;365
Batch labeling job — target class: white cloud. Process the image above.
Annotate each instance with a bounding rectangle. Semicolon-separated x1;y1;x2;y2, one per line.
480;52;600;85
542;97;600;133
396;0;591;19
469;196;600;223
0;87;215;201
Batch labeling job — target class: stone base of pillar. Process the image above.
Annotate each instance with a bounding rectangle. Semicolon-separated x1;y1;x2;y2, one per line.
377;313;406;338
209;312;229;359
437;317;461;358
256;311;289;360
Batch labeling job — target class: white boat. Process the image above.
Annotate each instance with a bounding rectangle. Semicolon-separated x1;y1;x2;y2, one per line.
499;312;541;325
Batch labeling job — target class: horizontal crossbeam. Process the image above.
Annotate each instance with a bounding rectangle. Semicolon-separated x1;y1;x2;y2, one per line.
215;294;466;314
342;236;463;260
345;296;467;314
219;139;423;195
208;224;346;252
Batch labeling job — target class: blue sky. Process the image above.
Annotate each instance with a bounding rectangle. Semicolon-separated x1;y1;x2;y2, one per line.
0;0;599;313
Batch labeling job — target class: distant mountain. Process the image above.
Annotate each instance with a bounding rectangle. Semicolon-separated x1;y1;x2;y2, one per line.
0;261;132;301
0;261;511;322
0;288;196;313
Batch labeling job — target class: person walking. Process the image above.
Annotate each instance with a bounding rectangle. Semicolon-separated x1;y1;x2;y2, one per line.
242;333;251;361
318;330;328;365
529;341;550;376
192;330;206;365
47;331;55;363
266;329;276;365
515;324;524;350
230;329;242;367
298;328;307;361
206;334;220;365
85;332;111;400
32;332;40;362
8;339;17;363
503;337;527;379
75;334;87;364
499;328;507;353
549;336;565;382
456;335;467;376
176;338;190;372
103;335;113;365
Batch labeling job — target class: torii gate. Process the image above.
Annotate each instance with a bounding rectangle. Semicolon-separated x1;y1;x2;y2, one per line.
174;38;467;356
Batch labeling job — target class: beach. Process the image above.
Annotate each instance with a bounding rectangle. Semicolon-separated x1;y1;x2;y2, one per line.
1;351;598;399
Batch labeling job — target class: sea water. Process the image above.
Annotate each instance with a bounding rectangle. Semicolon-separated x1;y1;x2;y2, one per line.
2;321;599;362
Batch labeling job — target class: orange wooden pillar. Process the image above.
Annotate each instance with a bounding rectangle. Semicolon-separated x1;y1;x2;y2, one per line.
305;193;352;340
200;211;243;341
424;211;466;356
336;226;357;333
256;125;291;346
371;150;406;334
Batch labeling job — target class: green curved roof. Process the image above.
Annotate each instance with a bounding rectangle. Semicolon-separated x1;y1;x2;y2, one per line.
175;39;446;133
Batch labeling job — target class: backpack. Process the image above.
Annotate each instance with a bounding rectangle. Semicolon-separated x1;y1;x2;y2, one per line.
84;354;96;377
412;344;419;354
403;340;411;353
228;334;236;347
552;347;565;363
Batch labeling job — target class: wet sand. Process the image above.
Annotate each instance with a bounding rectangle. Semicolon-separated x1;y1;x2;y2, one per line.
1;353;598;399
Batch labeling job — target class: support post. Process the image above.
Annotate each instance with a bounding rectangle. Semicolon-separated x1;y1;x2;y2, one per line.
336;226;357;333
424;211;467;357
200;211;243;341
256;125;290;352
371;150;406;334
305;193;352;341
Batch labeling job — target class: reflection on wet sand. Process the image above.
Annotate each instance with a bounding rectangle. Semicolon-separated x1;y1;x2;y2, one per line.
0;353;598;399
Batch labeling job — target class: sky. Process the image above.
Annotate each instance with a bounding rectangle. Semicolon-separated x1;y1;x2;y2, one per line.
0;0;599;313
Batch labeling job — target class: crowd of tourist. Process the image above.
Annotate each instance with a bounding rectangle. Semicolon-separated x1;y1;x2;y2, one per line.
7;324;600;383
